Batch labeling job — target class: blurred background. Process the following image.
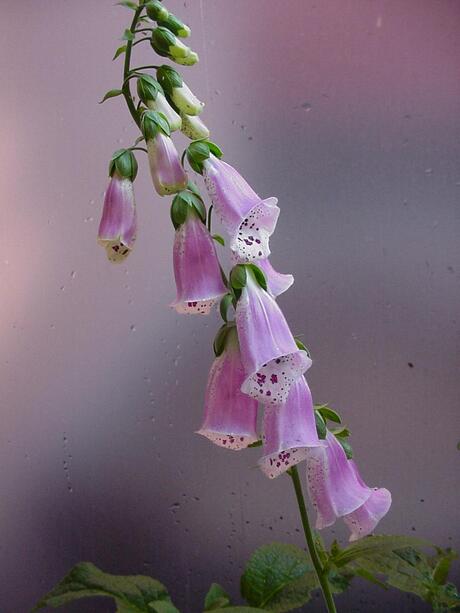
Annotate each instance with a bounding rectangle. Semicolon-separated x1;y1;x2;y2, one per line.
0;1;459;611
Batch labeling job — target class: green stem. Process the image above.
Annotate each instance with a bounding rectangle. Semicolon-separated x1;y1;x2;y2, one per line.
122;6;145;128
288;465;337;613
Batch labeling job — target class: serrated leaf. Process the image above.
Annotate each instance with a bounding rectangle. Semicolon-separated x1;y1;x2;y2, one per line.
204;583;231;610
99;89;123;103
240;543;318;612
113;45;127;60
332;535;432;567
122;28;135;41
32;562;175;612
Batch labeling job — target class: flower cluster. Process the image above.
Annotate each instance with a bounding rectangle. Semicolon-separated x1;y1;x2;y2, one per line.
97;0;390;543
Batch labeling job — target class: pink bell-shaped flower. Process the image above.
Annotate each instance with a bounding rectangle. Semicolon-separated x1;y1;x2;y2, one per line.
97;149;137;263
197;326;259;450
259;376;325;478
305;431;391;540
171;200;227;315
200;154;279;261
235;266;311;405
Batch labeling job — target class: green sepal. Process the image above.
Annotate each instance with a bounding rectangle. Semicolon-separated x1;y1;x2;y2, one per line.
204;583;231;611
206;141;223;158
122;28;135;41
212;234;225;246
186;180;201;197
157;13;191;38
294;337;311;356
219;294;233;323
108;149;138;181
170;190;206;229
247;439;263;448
213;323;234;357
99;89;123;104
186;141;211;174
116;0;137;9
145;0;169;22
112;45;127;60
230;265;247;291
137;74;163;103
315;404;342;424
247;264;267;291
314;411;327;440
331;426;351;438
141;110;171;140
156;65;183;94
336;436;353;459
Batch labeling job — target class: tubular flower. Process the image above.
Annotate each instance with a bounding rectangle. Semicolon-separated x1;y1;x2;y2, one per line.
197;326;258;450
203;154;279;261
180;112;210;140
232;254;293;298
305;431;391;540
97;149;137;263
142;110;187;196
235;268;311;405
259;376;325;479
171;204;227;315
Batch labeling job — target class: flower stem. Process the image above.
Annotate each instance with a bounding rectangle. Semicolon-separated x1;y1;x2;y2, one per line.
122;6;145;129
288;465;337;613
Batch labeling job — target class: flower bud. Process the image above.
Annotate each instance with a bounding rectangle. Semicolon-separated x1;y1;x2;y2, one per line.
147;132;187;196
172;51;199;66
157;13;191;38
180;112;210;140
151;26;191;59
145;0;169;22
157;65;204;115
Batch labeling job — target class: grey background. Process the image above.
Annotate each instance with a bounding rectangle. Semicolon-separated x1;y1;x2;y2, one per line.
0;1;459;611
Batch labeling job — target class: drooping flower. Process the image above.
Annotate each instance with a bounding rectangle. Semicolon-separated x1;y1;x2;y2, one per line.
171;194;227;315
305;431;391;540
180;112;210;140
142;110;187;196
137;75;181;132
201;153;279;261
231;254;293;298
157;65;204;115
151;27;198;65
259;376;325;478
97;149;137;263
235;266;311;405
197;325;258;450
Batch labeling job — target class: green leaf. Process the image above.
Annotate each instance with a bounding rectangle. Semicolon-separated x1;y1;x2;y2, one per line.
99;89;123;104
230;265;248;291
212;234;225;247
32;562;175;612
122;28;135;41
330;427;351;438
204;583;231;610
240;543;318;612
117;0;138;9
212;609;268;613
336;436;353;459
316;406;341;424
149;602;180;613
314;411;327;440
113;45;127;60
248;264;267;291
219;294;233;323
332;535;432;568
294;337;310;356
432;549;458;585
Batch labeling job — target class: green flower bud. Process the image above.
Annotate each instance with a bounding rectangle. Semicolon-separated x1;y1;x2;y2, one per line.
157;65;204;115
151;26;190;59
180;112;210;140
145;0;169;22
157;13;191;38
108;149;138;181
173;51;199;66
